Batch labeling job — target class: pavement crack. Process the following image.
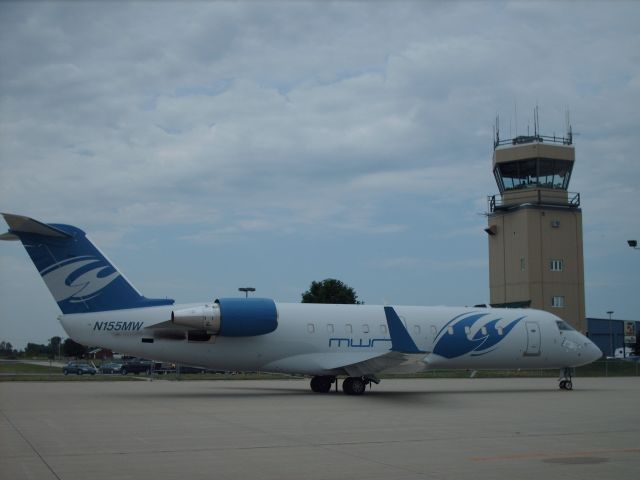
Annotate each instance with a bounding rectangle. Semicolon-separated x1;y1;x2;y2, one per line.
0;409;63;480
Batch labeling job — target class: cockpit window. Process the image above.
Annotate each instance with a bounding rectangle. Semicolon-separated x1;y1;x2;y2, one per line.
556;320;575;331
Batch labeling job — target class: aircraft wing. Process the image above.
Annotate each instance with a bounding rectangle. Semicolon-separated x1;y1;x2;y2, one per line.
321;351;429;376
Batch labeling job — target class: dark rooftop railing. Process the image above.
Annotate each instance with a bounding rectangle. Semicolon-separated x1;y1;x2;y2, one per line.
494;133;573;149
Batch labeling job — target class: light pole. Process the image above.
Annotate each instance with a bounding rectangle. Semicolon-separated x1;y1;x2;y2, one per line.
607;310;614;358
238;287;255;298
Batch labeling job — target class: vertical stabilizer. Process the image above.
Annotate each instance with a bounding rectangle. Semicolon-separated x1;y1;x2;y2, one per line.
1;213;174;314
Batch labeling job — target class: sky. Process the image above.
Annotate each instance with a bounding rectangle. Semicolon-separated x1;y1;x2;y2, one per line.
1;1;639;349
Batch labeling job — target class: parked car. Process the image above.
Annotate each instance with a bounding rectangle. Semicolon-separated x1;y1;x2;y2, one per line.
63;362;97;376
100;362;123;374
607;347;636;359
607;347;640;362
120;358;154;375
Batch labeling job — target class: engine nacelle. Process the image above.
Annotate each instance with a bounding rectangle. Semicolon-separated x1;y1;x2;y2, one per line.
171;298;278;337
170;304;220;333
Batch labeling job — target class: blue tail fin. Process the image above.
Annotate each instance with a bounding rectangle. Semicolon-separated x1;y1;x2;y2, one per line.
1;213;174;314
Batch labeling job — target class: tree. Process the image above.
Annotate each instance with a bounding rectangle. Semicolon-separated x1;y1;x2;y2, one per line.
25;342;49;357
0;341;17;358
301;278;362;304
48;336;62;358
63;338;87;358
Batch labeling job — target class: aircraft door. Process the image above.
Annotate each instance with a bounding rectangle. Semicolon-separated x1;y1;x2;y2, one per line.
524;321;541;356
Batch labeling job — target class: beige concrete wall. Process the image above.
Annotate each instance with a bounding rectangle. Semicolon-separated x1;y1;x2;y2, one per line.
488;209;531;306
488;206;586;332
493;142;575;167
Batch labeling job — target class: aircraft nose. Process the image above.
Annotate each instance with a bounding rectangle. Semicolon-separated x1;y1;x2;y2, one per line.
586;341;603;363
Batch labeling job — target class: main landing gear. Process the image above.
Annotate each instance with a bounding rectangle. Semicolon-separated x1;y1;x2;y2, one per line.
310;376;379;395
559;367;573;390
310;376;334;393
343;377;367;395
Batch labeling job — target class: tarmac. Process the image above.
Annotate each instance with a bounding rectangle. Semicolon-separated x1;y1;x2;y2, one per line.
1;377;638;480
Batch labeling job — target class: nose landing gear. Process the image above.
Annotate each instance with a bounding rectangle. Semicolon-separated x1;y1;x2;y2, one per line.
559;367;573;390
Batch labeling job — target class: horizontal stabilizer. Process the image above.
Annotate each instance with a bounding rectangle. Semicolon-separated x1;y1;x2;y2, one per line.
1;213;71;240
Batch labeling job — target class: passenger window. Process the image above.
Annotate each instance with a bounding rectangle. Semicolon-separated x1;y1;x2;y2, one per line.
497;327;503;336
447;326;454;335
307;324;315;334
362;324;369;334
481;327;487;336
413;325;421;335
464;326;470;335
346;324;353;334
380;324;388;334
431;325;437;338
327;324;334;334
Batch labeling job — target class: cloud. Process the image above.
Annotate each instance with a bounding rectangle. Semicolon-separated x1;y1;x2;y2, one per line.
376;256;487;270
1;1;639;346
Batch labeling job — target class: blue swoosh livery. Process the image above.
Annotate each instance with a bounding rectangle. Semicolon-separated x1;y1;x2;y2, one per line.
433;313;524;359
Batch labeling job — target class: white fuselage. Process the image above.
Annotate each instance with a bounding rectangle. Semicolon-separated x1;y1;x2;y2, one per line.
60;302;601;375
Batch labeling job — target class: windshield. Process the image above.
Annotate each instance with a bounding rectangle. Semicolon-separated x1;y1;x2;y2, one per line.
556;320;575;331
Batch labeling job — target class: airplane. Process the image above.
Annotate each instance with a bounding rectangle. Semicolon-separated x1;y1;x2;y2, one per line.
1;213;602;395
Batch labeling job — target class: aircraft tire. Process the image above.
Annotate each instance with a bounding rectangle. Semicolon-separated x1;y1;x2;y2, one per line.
343;377;366;395
310;376;332;393
565;380;573;390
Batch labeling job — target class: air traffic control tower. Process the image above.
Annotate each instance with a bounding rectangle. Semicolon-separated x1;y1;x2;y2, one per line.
486;122;586;332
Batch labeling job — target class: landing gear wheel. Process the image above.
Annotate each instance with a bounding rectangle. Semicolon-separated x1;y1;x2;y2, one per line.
343;377;366;395
559;367;573;390
310;376;333;393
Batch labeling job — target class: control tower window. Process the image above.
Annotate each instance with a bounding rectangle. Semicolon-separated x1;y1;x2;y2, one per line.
496;159;537;190
539;159;572;189
495;158;573;192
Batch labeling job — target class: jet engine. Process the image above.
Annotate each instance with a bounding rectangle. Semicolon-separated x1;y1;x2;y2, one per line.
171;298;278;337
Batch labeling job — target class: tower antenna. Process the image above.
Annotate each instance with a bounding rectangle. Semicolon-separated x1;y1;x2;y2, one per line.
566;109;573;144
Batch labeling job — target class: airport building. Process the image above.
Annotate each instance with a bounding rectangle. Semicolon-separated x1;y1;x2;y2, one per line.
486;121;586;332
587;318;639;358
